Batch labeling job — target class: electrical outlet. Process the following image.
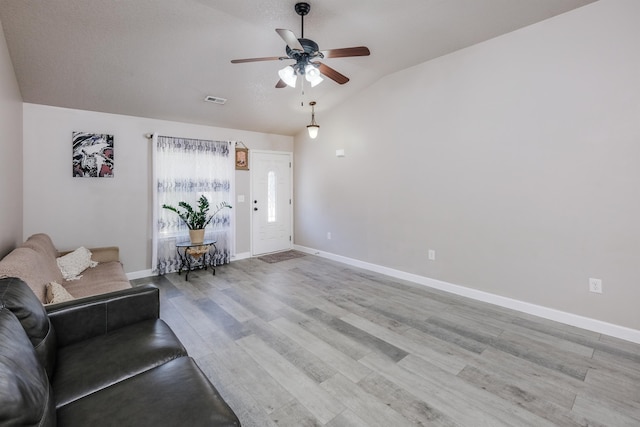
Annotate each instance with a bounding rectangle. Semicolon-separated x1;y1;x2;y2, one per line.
428;249;436;261
589;278;602;294
327;232;332;240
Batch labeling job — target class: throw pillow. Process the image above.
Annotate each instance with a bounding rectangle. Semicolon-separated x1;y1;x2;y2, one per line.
56;246;98;280
45;281;75;304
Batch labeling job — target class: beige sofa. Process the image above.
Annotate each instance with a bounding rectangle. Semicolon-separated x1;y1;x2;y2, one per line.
0;233;131;304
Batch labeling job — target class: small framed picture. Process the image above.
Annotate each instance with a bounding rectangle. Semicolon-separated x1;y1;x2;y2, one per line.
235;147;249;170
72;131;114;177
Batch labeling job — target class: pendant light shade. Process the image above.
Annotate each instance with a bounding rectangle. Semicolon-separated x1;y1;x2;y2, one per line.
307;101;320;139
307;124;319;139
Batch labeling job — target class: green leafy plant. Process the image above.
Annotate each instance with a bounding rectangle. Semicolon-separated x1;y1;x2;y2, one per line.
162;195;232;230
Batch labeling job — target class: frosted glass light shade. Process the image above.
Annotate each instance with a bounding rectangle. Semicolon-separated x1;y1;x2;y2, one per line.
278;65;297;88
307;124;319;139
304;64;323;87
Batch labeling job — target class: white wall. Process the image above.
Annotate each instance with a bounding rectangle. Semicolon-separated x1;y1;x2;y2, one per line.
23;104;293;273
294;0;640;331
0;19;23;257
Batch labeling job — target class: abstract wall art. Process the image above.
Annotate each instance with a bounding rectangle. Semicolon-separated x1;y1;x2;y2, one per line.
72;131;114;177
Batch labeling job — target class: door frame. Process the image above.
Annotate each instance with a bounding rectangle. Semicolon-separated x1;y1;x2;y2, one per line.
249;150;293;256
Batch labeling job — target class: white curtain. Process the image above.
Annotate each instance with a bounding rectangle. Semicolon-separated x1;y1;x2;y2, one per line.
152;135;233;275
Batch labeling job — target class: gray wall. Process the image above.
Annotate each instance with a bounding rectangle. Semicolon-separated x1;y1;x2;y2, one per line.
0;19;23;257
294;0;640;330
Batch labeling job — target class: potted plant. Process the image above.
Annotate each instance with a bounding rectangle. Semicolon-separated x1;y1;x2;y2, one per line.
162;195;232;244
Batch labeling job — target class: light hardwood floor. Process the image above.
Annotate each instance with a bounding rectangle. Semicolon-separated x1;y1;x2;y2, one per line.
132;254;640;426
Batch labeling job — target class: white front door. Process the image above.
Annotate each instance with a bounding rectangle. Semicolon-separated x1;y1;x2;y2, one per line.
251;151;292;256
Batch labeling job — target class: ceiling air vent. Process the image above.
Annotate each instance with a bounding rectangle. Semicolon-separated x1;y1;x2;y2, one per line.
204;95;227;105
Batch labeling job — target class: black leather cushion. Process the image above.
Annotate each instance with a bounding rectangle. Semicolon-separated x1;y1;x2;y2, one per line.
57;357;240;426
46;284;160;347
53;318;188;407
0;308;56;427
0;277;57;379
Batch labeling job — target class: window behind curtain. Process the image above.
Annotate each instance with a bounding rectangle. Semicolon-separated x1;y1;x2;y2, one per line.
152;135;233;274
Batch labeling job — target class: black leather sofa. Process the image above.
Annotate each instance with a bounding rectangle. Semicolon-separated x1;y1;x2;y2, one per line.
0;277;240;426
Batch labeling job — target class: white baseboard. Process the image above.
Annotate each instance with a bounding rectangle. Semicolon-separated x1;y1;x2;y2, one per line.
294;245;640;344
232;252;252;261
126;269;154;280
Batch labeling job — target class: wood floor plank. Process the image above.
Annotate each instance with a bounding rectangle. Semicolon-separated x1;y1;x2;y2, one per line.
277;305;374;361
456;365;592;426
237;334;345;424
512;314;602;342
244;317;336;383
269;317;372;383
324;409;370;427
338;278;448;318
304;307;409;362
432;309;505;338
222;283;288;313
359;351;522;427
357;373;458;426
427;316;590;380
503;322;596;358
591;347;640;376
572;392;640;426
205;288;257;323
164;272;208;300
199;328;294;415
197;296;253;340
457;346;577;410
584;367;640;405
268;399;323;427
397;354;558;427
340;312;467;375
322;294;413;335
473;346;588;396
170;295;222;336
352;300;488;354
159;298;216;358
320;373;410;427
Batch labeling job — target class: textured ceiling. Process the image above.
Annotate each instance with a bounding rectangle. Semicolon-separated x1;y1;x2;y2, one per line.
0;0;596;136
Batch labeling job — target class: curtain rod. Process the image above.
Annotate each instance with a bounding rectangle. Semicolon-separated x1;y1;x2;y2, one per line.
145;134;243;148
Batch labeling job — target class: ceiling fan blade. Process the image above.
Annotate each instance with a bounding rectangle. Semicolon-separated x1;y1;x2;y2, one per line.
317;63;349;85
321;46;370;59
276;79;287;88
276;28;304;52
231;56;282;64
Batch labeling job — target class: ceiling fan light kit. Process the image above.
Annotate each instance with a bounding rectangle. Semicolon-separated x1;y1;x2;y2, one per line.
231;2;370;89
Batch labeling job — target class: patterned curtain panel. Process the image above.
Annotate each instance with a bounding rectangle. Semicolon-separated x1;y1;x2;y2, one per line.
153;136;233;275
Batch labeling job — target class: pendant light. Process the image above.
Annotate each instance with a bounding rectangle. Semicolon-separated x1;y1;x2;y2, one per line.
307;101;320;139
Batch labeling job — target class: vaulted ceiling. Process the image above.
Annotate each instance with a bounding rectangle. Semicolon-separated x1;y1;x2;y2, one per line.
0;0;596;136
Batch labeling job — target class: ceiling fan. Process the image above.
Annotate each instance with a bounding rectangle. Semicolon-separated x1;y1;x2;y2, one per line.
230;2;370;88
